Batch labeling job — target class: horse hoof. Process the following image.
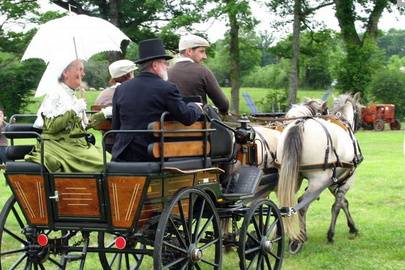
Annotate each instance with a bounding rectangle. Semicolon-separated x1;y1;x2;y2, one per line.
349;231;359;240
288;240;303;254
327;231;334;243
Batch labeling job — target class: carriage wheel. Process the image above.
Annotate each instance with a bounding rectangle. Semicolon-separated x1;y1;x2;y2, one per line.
153;188;222;270
0;196;65;270
238;199;284;270
390;120;401;130
98;232;144;270
373;119;385;131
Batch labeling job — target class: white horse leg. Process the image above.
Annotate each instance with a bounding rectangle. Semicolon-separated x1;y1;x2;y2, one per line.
327;174;358;242
288;171;333;254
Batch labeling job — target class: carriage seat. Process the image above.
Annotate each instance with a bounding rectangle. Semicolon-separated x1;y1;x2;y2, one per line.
4;123;45;173
108;120;213;174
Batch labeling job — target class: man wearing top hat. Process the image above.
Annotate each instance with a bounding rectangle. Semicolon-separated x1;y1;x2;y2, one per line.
168;34;229;114
111;38;203;162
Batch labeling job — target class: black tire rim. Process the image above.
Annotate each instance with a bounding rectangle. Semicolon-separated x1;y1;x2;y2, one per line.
153;188;222;270
0;196;64;270
238;199;284;270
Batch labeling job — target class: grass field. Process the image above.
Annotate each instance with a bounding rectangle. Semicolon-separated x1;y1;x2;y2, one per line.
2;88;405;269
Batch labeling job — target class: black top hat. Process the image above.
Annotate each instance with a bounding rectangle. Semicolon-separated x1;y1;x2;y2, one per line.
135;38;173;64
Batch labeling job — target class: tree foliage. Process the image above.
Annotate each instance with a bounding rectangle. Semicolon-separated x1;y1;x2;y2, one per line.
333;0;398;100
368;69;405;119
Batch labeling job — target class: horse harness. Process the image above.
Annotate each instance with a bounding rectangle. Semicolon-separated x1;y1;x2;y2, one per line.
295;116;363;188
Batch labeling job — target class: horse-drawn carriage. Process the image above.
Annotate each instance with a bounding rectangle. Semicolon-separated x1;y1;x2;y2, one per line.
0;110;284;270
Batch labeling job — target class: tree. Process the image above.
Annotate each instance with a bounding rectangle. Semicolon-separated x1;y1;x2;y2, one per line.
369;69;405;118
267;0;333;105
0;0;39;32
378;29;405;57
206;32;262;88
333;0;398;99
201;0;256;113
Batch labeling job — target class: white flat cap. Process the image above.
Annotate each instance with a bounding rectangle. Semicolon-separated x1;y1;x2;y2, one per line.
109;59;137;79
179;34;210;51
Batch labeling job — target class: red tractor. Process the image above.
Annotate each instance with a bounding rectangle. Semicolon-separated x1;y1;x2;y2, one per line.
361;104;401;131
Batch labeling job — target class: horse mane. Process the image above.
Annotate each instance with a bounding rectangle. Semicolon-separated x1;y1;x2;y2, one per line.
331;93;355;114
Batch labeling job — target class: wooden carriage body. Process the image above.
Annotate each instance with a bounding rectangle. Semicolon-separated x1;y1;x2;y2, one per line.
4;115;223;234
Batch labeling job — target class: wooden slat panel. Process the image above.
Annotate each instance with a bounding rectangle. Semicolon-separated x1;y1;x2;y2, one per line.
146;178;161;199
137;202;162;227
165;175;194;197
108;176;146;228
8;175;48;225
55;178;100;217
149;121;210;137
152;141;210;158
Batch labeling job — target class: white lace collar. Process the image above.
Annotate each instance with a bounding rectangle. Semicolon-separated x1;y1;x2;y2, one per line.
33;83;88;128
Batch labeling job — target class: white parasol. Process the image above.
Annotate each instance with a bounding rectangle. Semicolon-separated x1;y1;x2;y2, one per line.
22;14;131;97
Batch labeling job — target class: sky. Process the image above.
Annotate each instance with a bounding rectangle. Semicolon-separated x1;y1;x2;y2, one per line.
29;0;405;43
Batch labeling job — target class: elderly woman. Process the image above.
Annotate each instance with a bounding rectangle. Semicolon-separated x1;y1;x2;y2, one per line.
25;60;108;172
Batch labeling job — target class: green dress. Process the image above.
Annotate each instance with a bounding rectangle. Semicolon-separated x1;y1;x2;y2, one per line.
25;109;110;173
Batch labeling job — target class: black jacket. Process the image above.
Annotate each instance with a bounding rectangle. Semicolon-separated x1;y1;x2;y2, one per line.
111;72;202;161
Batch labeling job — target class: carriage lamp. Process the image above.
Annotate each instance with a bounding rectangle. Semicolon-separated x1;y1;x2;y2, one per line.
235;116;255;144
115;236;127;249
37;234;49;247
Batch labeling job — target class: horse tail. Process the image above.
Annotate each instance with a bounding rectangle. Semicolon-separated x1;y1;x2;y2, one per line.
277;122;304;240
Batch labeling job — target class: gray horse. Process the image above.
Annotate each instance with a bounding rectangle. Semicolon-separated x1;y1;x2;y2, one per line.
276;93;363;253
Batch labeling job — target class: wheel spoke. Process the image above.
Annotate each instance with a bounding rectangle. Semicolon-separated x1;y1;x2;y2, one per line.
163;240;187;254
125;253;130;270
48;257;64;268
252;215;262;238
24;259;32;270
11;205;26;229
247;252;259;270
200;258;219;267
264;206;271;233
196;215;214;243
256;253;263;270
188;193;194;242
4;227;29;245
247;231;260;245
1;247;29;256
193;199;206;243
245;246;261;255
9;253;27;270
265;218;279;237
258;205;264;235
199;238;218;251
163;257;187;270
268;250;281;260
169;217;187;249
117;253;122;270
108;252;119;268
264;253;273;270
178;199;191;245
179;260;189;270
195;263;202;270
